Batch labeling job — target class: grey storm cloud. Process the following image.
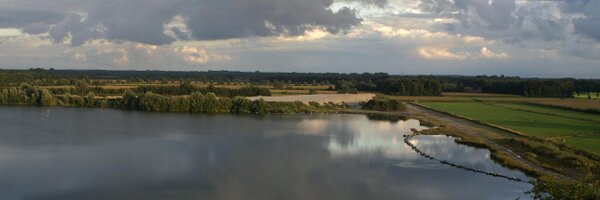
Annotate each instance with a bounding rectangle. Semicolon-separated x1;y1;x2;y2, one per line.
0;0;369;46
182;0;361;40
419;0;520;40
418;0;586;43
21;23;50;34
453;0;516;30
559;0;600;42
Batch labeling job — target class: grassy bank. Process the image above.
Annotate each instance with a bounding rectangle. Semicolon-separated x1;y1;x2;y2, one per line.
418;125;544;178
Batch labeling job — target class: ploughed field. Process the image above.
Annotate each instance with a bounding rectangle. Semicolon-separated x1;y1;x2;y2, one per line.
420;102;600;155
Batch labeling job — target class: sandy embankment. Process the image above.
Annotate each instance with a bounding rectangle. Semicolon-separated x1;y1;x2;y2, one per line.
247;93;376;107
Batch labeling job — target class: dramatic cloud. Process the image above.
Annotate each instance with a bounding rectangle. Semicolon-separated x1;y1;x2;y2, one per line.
0;0;599;77
183;0;361;41
560;0;600;42
0;0;363;46
418;0;572;42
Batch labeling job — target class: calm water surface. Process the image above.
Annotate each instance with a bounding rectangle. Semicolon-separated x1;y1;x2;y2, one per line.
0;107;531;200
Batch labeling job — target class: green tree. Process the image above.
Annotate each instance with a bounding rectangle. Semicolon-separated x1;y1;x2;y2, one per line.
189;92;206;113
138;92;168;112
203;93;221;113
121;89;138;109
39;88;55;106
558;80;575;98
84;92;97;107
336;80;357;94
74;80;89;95
250;98;269;114
0;89;8;104
231;96;252;114
169;96;191;112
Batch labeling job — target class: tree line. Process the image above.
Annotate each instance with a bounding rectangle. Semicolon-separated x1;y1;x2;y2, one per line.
135;83;271;97
2;69;600;98
0;84;57;106
42;81;271;97
123;90;344;114
0;84;342;114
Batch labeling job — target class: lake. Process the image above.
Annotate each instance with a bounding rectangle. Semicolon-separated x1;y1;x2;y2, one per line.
0;107;532;200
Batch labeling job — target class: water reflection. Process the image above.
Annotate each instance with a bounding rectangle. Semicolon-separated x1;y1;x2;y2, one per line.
0;107;531;200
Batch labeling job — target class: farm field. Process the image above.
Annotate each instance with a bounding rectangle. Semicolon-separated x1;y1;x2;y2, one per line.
420;102;600;154
383;92;600;111
565;135;600;155
533;99;600;111
495;103;600;122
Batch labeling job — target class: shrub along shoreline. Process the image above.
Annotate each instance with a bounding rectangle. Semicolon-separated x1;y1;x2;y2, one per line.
0;84;345;114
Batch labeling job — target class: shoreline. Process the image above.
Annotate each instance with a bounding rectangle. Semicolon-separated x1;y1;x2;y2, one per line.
400;103;581;183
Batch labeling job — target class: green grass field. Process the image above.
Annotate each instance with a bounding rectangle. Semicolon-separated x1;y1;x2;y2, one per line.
495;103;600;123
421;102;600;154
421;102;600;136
565;135;600;155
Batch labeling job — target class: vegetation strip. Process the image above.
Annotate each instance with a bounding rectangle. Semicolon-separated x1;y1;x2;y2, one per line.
403;131;531;184
488;103;600;124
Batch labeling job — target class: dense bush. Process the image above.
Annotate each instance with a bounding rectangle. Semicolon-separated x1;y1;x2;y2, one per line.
530;177;599;200
117;90;336;114
362;99;406;111
0;85;336;114
0;84;55;106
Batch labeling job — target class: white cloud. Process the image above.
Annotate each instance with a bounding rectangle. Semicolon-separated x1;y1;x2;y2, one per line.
111;51;129;65
462;36;494;45
479;47;509;59
0;28;22;37
174;46;232;64
418;48;469;60
134;44;158;56
276;28;330;42
73;52;87;61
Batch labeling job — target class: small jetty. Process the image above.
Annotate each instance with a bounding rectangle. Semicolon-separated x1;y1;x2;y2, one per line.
404;129;531;184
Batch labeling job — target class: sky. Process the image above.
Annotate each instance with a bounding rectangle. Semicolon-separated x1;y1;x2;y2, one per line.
0;0;599;78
